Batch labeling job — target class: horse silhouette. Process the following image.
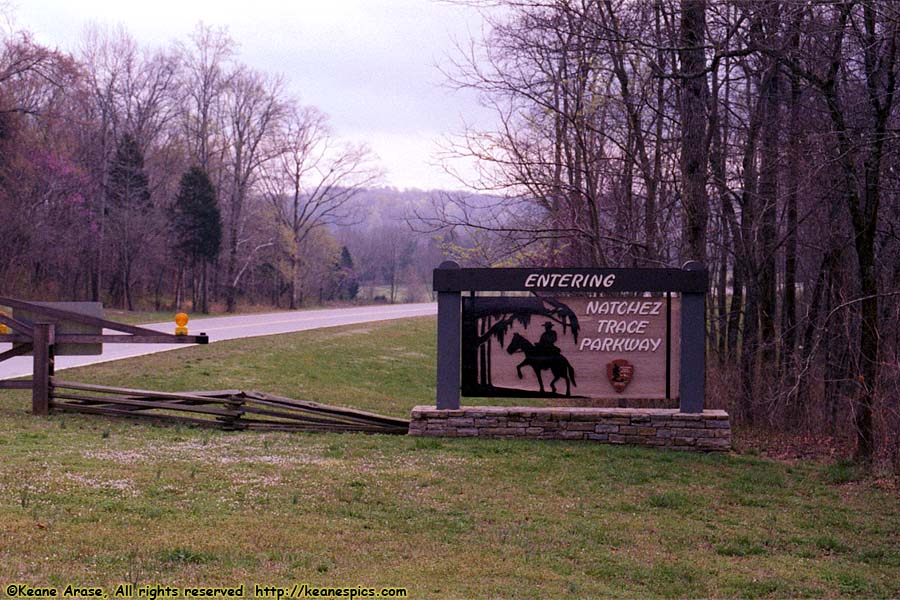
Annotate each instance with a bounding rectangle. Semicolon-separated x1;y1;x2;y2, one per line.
506;332;577;396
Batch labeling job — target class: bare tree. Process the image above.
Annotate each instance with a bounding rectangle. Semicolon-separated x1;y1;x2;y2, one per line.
678;0;709;263
177;22;234;172
439;1;678;266
261;106;380;308
0;29;77;288
76;25;130;301
778;1;899;459
75;25;181;307
221;65;285;312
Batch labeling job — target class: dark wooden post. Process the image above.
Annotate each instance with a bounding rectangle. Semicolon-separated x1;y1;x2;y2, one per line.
32;322;54;416
679;261;707;413
435;261;461;410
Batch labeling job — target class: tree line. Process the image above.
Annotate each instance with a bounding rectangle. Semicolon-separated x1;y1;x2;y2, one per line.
433;0;899;463
2;3;898;463
0;20;398;314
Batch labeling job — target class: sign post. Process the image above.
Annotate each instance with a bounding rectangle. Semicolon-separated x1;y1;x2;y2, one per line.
435;261;462;410
678;261;706;413
32;322;53;416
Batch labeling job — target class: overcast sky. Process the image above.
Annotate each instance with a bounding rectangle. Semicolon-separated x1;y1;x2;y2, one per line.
12;0;492;190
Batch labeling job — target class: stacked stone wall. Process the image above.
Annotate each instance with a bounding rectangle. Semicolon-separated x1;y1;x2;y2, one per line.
409;406;731;451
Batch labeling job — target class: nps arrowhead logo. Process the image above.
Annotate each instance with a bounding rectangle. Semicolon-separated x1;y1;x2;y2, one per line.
606;359;634;393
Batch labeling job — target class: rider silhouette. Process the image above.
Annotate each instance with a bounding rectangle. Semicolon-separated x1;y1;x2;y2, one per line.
535;322;561;356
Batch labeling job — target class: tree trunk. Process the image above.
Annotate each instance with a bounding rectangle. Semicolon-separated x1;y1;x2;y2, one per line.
757;61;779;368
389;266;397;304
289;254;298;310
740;281;758;425
678;0;709;263
154;270;163;311
191;265;198;311
224;180;243;313
225;243;238;313
716;223;728;364
175;265;183;310
797;249;836;426
854;218;879;459
782;69;800;373
728;260;743;362
201;260;210;314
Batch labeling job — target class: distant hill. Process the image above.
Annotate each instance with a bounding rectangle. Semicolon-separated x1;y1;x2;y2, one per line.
346;186;504;232
346;187;445;229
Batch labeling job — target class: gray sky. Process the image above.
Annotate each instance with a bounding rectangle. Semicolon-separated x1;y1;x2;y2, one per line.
12;0;491;190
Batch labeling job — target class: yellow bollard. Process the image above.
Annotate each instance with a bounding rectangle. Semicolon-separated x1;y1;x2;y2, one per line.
175;312;189;336
0;311;8;335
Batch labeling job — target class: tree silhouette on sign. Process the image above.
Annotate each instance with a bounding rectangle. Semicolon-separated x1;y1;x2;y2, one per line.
475;296;580;349
464;295;581;395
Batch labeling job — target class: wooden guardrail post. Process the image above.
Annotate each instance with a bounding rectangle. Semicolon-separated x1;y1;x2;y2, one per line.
32;322;54;416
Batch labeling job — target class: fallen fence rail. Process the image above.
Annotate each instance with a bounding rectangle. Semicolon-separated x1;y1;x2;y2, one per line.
50;379;409;434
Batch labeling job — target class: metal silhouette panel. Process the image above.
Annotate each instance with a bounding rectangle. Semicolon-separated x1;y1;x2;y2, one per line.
461;295;680;399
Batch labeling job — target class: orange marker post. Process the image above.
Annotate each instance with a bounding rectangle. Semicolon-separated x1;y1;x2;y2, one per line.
175;312;189;336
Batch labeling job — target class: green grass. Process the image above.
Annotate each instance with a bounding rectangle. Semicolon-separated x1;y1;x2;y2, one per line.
359;284;427;302
102;309;189;325
822;460;865;485
0;318;898;598
103;305;290;326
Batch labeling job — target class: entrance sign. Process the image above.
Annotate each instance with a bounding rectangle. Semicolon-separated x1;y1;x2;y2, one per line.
461;295;680;399
434;262;707;413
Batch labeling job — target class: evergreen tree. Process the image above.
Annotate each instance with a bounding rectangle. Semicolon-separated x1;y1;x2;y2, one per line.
331;245;359;301
108;133;151;212
173;166;222;312
107;133;152;309
339;245;354;270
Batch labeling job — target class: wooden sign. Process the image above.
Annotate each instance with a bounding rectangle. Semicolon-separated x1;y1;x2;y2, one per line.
434;263;707;412
461;295;679;399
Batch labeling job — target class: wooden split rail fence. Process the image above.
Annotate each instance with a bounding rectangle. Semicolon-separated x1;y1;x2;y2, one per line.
50;380;409;434
0;298;409;435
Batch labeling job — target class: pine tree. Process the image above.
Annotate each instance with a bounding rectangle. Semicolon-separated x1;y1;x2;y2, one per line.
107;133;152;309
108;133;151;212
331;245;359;301
339;245;354;270
173;166;222;313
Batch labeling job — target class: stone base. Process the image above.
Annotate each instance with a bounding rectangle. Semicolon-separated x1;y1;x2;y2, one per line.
409;406;731;451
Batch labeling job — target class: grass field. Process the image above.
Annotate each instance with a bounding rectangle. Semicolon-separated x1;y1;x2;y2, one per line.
103;305;292;326
0;318;898;599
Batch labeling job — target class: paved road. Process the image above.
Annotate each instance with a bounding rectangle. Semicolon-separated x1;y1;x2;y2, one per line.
0;303;437;380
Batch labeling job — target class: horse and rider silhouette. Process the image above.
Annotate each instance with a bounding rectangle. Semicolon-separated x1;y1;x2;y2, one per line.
506;322;577;396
